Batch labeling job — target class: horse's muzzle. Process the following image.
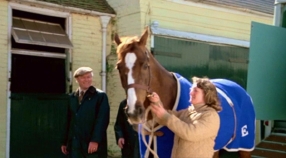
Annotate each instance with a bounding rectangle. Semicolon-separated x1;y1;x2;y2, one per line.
126;105;144;124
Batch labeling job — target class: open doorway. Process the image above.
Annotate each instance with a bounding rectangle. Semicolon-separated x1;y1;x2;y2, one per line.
9;8;71;158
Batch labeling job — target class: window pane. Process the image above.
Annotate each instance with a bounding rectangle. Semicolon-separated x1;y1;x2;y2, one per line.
13;18;25;28
29;31;45;43
22;19;38;31
12;17;73;49
12;29;31;42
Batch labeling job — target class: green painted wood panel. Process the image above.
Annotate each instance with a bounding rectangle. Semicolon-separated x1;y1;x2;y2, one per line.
10;93;69;158
247;22;286;120
154;36;249;89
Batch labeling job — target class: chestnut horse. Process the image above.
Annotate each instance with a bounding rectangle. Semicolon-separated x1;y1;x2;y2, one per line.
114;27;255;158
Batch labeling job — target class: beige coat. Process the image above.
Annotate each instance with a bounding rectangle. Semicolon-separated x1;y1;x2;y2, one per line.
159;104;220;158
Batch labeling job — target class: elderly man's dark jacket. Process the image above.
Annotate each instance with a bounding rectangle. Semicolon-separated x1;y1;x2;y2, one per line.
62;86;110;158
114;100;140;158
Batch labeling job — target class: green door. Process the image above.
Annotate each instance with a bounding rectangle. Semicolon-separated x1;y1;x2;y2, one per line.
10;94;69;158
247;22;286;120
10;54;69;158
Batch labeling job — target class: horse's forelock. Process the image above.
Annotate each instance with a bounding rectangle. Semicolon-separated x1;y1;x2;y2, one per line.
116;36;142;62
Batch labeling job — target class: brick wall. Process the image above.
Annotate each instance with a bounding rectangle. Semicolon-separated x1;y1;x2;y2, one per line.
71;14;103;89
71;13;120;156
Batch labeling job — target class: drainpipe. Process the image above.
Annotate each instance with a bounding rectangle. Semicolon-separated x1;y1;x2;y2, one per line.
100;16;111;92
274;0;282;26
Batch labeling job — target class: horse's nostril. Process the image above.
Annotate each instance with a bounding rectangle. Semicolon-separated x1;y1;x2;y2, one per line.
126;112;131;117
138;107;143;115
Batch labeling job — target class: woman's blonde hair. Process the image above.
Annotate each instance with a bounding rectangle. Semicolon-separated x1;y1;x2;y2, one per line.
192;77;222;111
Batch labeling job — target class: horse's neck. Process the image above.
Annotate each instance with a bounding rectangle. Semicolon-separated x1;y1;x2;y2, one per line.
150;57;177;111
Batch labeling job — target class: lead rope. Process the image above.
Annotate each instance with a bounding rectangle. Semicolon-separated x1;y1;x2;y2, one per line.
141;106;159;158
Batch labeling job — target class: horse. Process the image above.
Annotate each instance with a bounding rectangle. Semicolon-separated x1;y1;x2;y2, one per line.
114;27;255;158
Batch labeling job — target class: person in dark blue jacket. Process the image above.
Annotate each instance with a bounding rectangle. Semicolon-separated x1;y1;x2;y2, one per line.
61;67;110;158
114;99;140;158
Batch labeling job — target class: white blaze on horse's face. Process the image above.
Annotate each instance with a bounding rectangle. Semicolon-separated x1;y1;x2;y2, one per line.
125;52;137;114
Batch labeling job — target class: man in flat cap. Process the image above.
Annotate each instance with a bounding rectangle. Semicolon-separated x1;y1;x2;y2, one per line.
61;67;110;158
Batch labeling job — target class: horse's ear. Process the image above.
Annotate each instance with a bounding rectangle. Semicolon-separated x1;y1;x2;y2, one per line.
139;26;149;46
114;33;121;45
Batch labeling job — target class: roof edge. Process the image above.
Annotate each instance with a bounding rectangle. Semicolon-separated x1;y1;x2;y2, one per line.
150;26;250;48
11;0;116;17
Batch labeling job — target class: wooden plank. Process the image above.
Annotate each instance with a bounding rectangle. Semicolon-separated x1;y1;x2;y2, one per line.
257;142;286;152
266;135;286;143
154;51;182;58
252;149;286;158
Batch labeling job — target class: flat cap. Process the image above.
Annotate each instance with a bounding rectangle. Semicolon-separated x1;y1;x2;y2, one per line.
73;67;93;78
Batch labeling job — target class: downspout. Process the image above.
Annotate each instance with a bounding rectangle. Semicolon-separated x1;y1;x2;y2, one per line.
274;0;282;26
100;16;111;92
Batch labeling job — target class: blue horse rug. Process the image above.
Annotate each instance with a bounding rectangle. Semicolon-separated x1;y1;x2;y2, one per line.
139;73;191;158
138;74;256;158
212;79;256;151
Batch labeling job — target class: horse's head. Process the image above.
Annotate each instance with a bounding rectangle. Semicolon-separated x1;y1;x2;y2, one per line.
114;27;152;124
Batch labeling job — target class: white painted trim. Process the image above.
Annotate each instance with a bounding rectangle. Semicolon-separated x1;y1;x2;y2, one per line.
150;26;250;48
11;49;66;59
168;0;273;17
151;35;154;48
67;15;73;90
276;0;286;4
9;2;69;18
6;4;12;158
10;0;115;17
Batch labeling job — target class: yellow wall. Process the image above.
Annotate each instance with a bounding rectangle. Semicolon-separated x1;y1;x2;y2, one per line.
0;2;116;156
0;0;8;157
70;13;119;156
140;0;273;41
71;14;103;90
106;0;146;156
107;0;143;36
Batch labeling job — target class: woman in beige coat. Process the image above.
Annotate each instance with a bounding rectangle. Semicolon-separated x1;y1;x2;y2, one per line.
148;77;221;158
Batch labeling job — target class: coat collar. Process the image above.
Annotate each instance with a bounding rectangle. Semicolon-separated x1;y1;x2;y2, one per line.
72;86;97;97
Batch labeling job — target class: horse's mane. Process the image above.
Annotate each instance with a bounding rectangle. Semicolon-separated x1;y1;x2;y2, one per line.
116;36;140;63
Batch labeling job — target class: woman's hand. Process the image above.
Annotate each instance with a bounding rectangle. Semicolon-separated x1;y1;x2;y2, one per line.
147;92;161;103
148;92;168;120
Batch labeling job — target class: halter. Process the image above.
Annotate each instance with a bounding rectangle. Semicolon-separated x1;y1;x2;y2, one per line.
125;50;159;158
126;50;153;95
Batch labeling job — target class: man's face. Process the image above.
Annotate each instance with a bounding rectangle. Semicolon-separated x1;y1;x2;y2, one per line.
76;72;93;90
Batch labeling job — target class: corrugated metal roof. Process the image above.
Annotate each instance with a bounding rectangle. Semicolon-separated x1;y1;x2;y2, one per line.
37;0;115;14
188;0;275;15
